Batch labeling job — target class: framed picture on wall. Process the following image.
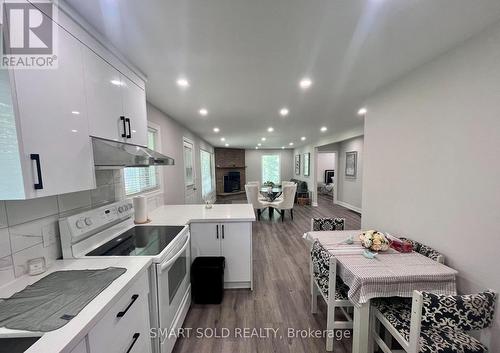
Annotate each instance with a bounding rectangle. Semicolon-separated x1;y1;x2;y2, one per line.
303;153;310;176
295;154;301;175
345;151;357;178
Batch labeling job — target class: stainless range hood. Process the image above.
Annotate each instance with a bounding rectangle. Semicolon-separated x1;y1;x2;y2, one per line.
92;137;175;168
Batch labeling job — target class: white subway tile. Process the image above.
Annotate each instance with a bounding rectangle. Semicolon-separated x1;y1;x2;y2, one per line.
9;215;59;253
0;201;7;228
0;228;12;258
95;170;114;186
90;185;115;207
12;240;61;277
57;191;91;213
0;256;15;284
5;196;58;226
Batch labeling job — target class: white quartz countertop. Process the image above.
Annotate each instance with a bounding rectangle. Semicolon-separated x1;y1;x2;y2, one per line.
0;257;152;353
148;203;256;225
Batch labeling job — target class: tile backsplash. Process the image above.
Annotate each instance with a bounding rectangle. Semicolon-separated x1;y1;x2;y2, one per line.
0;170;124;285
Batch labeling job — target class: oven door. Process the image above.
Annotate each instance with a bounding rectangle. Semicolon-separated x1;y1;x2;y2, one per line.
156;231;191;353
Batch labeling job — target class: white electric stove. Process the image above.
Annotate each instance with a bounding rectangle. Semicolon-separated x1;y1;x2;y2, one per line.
59;200;191;353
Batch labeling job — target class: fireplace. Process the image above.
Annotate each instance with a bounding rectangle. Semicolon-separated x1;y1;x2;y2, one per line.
224;171;241;193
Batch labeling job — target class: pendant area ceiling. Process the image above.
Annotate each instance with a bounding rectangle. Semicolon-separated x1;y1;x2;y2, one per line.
64;0;500;149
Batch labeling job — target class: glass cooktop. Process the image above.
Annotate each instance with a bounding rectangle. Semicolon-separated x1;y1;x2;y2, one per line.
86;226;185;256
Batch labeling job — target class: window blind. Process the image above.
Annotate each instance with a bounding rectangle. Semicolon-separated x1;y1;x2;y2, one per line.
124;128;159;195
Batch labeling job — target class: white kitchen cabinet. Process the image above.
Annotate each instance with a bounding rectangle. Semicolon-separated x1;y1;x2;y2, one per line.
0;9;96;200
121;76;147;146
190;222;253;289
83;49;147;147
83;48;126;143
88;272;151;353
70;338;89;353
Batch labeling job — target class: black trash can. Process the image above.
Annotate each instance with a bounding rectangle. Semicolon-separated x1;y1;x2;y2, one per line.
191;256;225;304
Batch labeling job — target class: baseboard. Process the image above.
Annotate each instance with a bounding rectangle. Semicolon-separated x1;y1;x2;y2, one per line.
335;201;362;214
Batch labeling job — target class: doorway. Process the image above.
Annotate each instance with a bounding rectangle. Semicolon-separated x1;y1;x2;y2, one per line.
316;151;338;204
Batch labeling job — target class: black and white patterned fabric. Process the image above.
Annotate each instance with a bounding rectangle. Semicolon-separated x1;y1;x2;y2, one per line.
312;217;345;231
311;240;349;301
421;290;497;332
375;297;490;353
399;237;443;262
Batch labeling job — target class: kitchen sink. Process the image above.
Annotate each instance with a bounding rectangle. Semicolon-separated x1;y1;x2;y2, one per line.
0;337;40;353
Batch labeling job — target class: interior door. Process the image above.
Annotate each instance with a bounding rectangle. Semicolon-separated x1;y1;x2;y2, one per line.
183;138;198;204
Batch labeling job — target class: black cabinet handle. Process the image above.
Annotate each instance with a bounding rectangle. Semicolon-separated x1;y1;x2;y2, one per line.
120;116;127;138
222;225;225;239
30;154;43;190
117;294;139;318
216;225;219;239
126;118;132;138
125;333;140;353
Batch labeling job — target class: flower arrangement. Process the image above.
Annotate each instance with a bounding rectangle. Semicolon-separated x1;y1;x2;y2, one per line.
359;230;391;252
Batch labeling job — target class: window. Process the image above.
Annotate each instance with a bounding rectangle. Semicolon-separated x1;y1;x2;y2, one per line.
183;140;194;186
200;149;214;199
124;127;160;195
261;154;280;184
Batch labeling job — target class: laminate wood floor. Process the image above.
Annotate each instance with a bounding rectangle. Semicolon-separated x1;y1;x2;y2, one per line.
172;194;361;353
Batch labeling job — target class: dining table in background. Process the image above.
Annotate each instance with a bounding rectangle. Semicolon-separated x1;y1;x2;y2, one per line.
305;230;458;353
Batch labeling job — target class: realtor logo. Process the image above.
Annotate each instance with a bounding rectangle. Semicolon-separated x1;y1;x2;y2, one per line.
1;0;58;68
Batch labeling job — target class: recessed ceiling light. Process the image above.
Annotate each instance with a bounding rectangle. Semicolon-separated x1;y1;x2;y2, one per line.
267;127;274;132
299;78;312;89
281;146;285;149
213;127;220;133
199;108;208;116
358;107;368;116
320;126;328;132
110;79;123;86
280;108;289;116
71;129;78;133
289;142;294;146
71;111;80;115
301;136;306;141
257;143;262;147
261;137;266;141
176;78;189;88
255;146;259;150
225;143;229;147
220;137;226;141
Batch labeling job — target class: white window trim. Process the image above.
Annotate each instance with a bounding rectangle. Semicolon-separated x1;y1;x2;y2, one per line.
200;148;215;199
261;153;281;184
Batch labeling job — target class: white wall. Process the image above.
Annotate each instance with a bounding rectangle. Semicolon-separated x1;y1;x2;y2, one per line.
362;21;500;348
317;152;336;183
147;103;214;204
245;149;294;184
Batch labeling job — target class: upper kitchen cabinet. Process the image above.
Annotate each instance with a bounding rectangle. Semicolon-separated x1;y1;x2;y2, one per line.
0;20;96;199
83;48;147;147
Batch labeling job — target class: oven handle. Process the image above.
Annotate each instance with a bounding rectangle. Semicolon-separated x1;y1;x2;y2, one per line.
159;232;190;273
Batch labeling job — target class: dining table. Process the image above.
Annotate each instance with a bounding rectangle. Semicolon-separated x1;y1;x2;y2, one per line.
259;186;282;201
305;230;458;353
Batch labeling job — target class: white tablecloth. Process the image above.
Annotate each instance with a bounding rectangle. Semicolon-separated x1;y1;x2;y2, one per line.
306;230;458;305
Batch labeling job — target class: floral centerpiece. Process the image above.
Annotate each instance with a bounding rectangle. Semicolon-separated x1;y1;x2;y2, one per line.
359;230;390;252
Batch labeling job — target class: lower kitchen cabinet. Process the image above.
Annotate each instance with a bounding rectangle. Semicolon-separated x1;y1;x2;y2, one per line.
87;271;151;353
190;222;253;289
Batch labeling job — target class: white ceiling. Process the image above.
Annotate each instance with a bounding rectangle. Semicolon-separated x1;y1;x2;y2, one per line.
65;0;500;149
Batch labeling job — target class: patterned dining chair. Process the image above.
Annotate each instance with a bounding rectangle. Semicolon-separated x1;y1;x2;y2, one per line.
311;217;345;231
310;240;353;351
399;237;445;264
371;289;497;353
